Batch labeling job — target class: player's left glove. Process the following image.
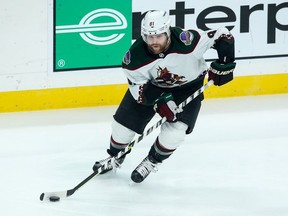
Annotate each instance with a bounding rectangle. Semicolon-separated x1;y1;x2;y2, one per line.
208;60;236;86
154;93;182;122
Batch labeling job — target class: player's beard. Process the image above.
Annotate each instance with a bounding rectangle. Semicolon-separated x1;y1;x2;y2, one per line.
148;38;170;55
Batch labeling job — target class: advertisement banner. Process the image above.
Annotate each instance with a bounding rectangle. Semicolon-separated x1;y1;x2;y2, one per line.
132;1;288;60
54;0;132;71
52;0;287;73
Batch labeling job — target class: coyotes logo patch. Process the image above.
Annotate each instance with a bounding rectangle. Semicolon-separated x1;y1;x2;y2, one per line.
155;66;187;86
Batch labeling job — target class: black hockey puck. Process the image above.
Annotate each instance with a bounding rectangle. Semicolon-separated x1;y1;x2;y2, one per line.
49;196;60;202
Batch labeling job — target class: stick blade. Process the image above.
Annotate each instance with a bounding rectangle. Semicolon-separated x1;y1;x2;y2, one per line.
39;190;69;201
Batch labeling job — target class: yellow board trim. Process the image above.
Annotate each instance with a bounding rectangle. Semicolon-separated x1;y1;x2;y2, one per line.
206;73;288;98
0;73;287;113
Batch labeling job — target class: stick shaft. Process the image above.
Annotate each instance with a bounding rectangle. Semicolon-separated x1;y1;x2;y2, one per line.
39;80;213;201
129;80;214;148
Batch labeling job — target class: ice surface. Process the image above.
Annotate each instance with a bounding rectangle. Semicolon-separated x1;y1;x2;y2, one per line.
0;94;288;216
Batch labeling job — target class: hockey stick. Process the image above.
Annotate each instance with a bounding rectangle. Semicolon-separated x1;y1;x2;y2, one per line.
126;79;214;150
39;80;213;201
40;157;111;201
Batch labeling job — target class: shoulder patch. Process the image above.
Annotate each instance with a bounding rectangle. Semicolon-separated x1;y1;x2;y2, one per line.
122;50;131;65
179;31;194;45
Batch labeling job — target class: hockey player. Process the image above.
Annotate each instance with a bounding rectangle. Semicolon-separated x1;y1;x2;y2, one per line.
93;10;236;183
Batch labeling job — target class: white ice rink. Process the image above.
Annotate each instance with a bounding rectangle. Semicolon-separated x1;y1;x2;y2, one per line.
1;94;288;216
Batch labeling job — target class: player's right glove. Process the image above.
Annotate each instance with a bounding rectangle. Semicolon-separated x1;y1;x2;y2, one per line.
153;93;182;122
208;60;236;86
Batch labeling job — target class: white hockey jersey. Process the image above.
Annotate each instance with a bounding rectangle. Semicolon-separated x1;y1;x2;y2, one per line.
122;26;230;103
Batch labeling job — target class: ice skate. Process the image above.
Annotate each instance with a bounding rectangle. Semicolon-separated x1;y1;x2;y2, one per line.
131;155;159;183
93;151;126;174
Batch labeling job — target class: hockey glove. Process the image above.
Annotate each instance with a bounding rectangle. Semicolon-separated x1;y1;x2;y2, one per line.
208;60;236;86
154;93;181;122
